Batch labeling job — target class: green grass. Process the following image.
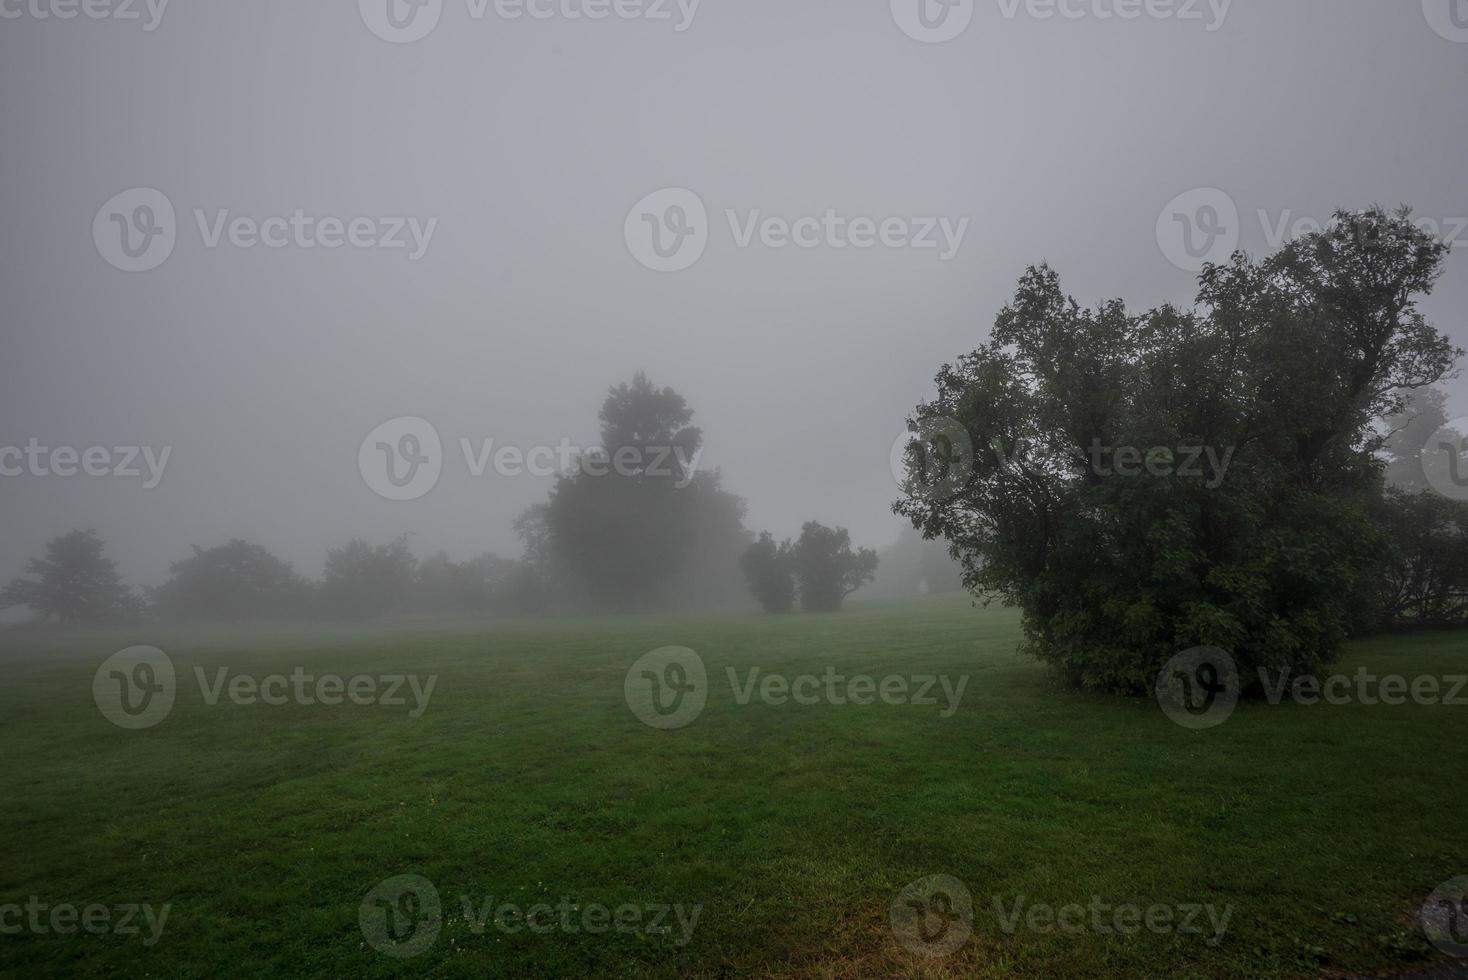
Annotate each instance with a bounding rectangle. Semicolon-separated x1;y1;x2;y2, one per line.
0;595;1465;978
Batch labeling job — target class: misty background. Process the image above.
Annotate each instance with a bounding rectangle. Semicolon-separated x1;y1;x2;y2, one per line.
2;0;1465;592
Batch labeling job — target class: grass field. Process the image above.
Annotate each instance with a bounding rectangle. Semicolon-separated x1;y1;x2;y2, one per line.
0;595;1465;978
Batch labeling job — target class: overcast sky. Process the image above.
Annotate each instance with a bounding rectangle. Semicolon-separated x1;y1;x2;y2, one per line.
2;0;1466;588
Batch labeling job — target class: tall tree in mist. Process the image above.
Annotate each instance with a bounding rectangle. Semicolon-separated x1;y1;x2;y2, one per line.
896;207;1463;693
535;372;749;612
0;529;140;624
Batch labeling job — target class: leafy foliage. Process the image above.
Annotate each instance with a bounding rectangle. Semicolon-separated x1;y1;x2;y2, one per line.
896;207;1463;692
150;539;308;620
739;532;796;613
790;521;879;613
0;529;142;624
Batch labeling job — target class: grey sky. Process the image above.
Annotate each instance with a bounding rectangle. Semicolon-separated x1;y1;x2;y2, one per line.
2;0;1465;587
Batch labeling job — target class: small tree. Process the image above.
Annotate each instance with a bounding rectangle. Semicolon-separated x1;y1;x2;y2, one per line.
740;532;796;613
0;529;141;624
790;522;879;613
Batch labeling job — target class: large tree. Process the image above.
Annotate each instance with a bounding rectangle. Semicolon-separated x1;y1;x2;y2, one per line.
537;373;749;612
0;529;141;624
150;539;307;621
895;207;1462;693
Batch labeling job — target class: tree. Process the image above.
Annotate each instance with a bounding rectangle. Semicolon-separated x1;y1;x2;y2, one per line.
320;536;417;619
740;532;796;613
1381;386;1466;496
790;522;878;613
0;529;141;624
538;372;750;612
1369;488;1468;630
895;207;1462;693
150;539;307;621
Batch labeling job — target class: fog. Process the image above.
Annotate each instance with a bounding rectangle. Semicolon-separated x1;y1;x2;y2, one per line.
2;0;1465;591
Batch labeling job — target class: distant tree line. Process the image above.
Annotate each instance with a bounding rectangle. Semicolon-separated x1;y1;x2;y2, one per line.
1;372;881;626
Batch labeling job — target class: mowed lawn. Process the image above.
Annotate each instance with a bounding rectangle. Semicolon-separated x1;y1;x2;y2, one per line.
0;595;1465;979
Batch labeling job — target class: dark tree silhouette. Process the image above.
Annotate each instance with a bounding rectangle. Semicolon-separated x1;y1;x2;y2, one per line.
790;522;878;613
740;532;796;613
896;207;1463;693
0;529;140;624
